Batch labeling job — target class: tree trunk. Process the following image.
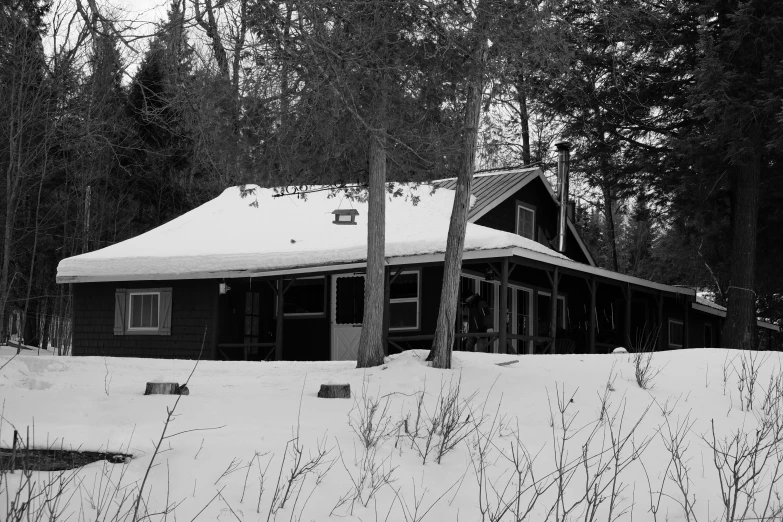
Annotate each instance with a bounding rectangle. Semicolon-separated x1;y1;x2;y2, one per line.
429;14;490;369
0;186;17;345
20;155;47;353
516;74;531;166
194;0;229;79
41;296;51;351
601;182;620;272
356;127;387;368
723;139;760;350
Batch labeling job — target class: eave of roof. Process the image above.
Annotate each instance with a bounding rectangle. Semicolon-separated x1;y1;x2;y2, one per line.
692;298;780;332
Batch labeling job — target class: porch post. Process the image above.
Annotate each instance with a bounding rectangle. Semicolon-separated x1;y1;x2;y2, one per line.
549;267;560;353
588;279;597;354
684;297;690;349
499;258;508;354
624;284;632;348
275;276;284;360
382;266;390;356
657;292;664;351
210;281;220;360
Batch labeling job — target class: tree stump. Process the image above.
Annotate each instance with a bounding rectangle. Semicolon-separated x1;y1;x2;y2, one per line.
144;382;188;395
317;384;351;398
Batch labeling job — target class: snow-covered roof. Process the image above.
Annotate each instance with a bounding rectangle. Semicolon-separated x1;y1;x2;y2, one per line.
55;183;697;298
693;296;779;331
57;183;569;283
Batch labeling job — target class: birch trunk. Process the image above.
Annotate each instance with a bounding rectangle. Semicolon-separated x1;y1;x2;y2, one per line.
429;12;490;369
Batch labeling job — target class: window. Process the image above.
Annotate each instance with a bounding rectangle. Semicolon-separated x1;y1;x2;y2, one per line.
114;288;172;336
284;277;326;316
669;319;684;348
390;271;420;331
129;292;159;329
516;203;536;240
245;291;261;344
335;275;365;325
537;292;567;334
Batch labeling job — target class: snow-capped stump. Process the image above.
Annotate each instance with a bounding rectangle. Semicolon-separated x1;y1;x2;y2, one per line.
317;383;351;398
612;347;628;354
145;382;189;395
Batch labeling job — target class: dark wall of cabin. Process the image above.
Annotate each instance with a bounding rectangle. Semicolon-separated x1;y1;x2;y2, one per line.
283;317;330;361
475;181;556;238
474;181;591;264
420;266;444;334
73;280;217;358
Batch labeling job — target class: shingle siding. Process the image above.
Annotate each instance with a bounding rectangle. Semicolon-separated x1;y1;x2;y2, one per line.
73;280;217;359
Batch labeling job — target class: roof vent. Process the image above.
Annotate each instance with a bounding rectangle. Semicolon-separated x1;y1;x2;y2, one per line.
332;208;359;225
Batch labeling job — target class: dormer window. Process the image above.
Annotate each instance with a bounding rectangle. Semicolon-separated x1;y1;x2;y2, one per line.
332;208;359;225
516;202;535;240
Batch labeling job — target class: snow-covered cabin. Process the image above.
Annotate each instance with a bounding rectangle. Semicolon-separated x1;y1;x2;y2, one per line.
56;165;779;360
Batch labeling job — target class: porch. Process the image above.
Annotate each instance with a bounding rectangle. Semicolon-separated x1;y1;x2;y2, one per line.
212;253;699;361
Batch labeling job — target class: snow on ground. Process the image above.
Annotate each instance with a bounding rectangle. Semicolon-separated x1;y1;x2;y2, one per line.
2;348;783;521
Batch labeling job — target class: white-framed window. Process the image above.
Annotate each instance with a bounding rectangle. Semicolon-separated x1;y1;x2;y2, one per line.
459;274;497;332
389;270;420;331
283;276;326;317
516;202;536;240
129;292;160;330
537;291;567;330
669;319;684;348
114;287;172;336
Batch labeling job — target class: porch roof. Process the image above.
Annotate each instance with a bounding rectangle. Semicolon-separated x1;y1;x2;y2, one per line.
693;296;780;331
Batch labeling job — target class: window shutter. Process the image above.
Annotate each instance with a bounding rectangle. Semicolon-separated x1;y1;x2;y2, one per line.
114;289;127;335
159;288;173;335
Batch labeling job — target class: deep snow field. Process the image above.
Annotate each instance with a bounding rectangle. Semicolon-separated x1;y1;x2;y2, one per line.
2;347;783;522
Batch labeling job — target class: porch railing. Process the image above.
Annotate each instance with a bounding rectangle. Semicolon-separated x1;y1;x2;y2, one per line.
217;342;276;361
387;332;554;354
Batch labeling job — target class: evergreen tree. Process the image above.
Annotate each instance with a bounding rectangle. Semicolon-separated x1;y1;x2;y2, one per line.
670;0;783;347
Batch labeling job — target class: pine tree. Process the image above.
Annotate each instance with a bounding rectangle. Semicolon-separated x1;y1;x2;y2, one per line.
677;0;783;348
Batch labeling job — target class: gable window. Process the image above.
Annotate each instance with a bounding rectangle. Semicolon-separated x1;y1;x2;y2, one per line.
669;319;684;348
537;292;567;335
390;271;420;331
516;203;536;240
284;277;326;317
114;288;172;336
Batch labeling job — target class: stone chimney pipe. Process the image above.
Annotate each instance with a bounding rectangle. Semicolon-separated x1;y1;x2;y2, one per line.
555;142;571;253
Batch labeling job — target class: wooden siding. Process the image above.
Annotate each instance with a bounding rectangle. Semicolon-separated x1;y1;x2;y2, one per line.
475;181;592;264
73;280;218;359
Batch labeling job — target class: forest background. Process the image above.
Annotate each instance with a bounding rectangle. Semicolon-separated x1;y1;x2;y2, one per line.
2;0;782;351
